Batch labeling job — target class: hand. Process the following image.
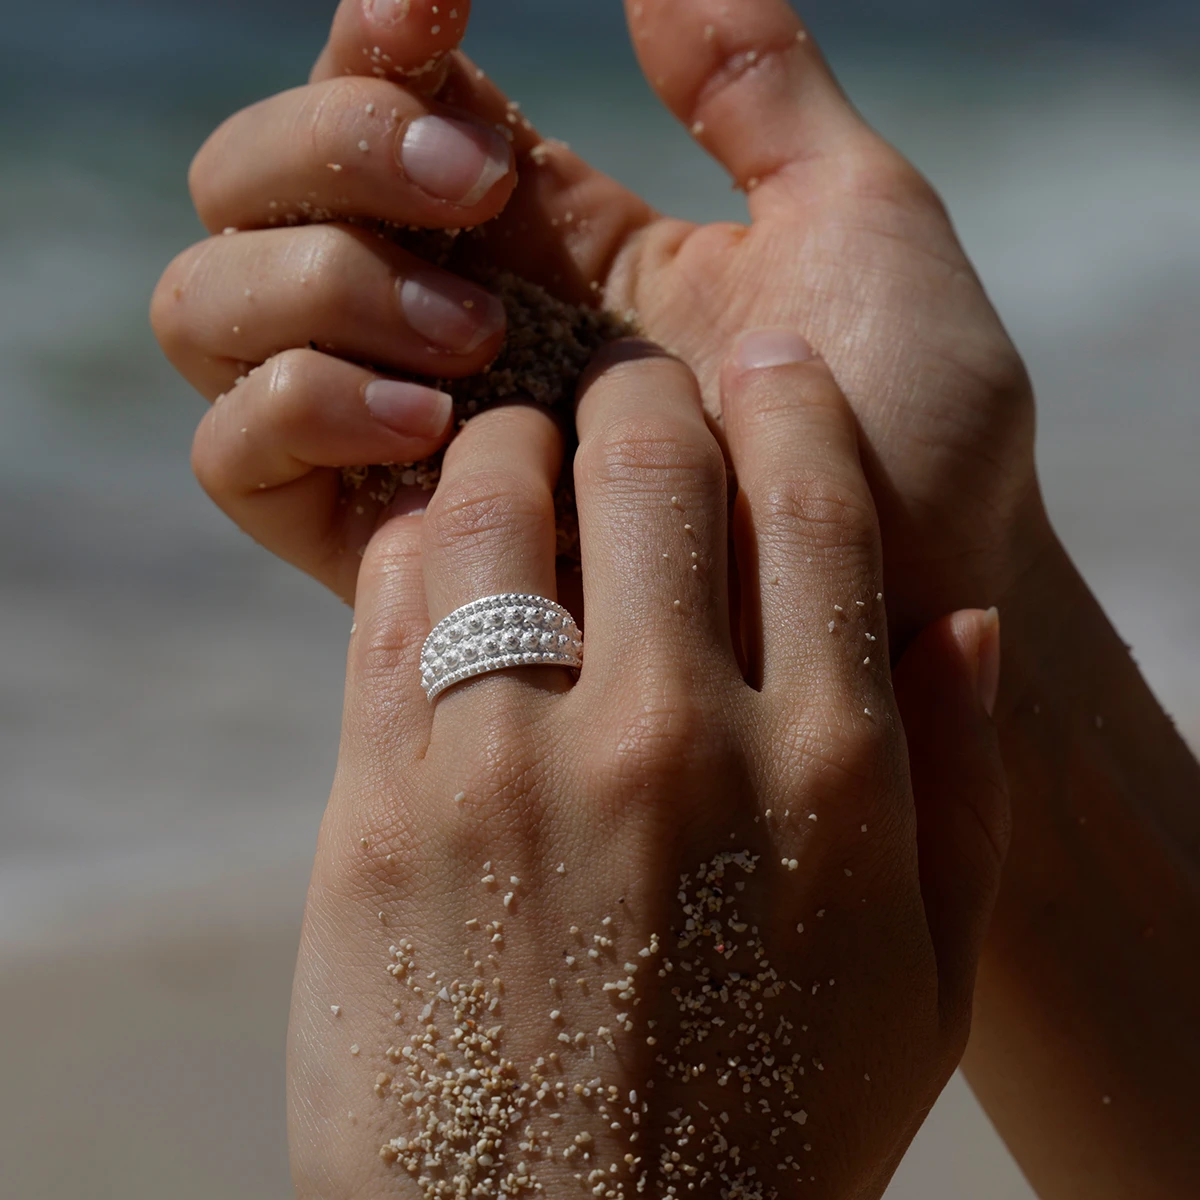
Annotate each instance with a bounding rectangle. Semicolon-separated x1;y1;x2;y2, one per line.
286;334;1009;1200
151;22;522;594
155;0;1050;638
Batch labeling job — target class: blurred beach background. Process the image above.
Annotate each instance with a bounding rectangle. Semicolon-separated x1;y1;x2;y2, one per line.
1;1;1198;1196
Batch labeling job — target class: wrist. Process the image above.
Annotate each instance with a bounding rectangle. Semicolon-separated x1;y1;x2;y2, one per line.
990;495;1080;723
980;482;1200;937
965;495;1200;1200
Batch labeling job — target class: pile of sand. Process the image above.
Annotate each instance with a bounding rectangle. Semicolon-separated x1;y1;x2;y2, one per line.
343;231;636;560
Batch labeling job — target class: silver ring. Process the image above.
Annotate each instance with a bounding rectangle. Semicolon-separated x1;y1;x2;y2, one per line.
420;593;583;703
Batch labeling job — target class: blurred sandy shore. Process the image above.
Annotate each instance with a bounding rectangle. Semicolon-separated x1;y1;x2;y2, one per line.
0;923;298;1199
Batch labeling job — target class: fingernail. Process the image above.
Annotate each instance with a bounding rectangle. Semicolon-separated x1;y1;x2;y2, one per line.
977;607;1001;717
397;270;506;355
365;0;412;28
733;327;816;372
365;380;453;438
399;115;512;206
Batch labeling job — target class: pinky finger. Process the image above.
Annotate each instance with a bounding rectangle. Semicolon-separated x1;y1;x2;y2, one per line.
193;348;453;601
893;607;1010;1033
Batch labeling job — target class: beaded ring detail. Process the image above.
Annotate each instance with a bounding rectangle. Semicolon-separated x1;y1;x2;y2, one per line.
420;593;584;703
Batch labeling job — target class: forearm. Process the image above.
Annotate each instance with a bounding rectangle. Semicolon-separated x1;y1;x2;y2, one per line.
964;520;1200;1197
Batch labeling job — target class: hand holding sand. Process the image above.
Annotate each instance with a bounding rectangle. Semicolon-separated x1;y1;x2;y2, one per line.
155;0;1046;643
287;336;1008;1199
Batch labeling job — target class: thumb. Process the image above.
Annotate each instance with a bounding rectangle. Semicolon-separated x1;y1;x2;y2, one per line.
310;0;470;87
623;0;872;208
893;608;1011;1031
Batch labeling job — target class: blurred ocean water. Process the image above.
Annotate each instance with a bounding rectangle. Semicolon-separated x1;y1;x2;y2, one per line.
1;3;1197;1197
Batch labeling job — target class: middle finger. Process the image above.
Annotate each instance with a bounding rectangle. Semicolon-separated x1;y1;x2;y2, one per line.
153;223;507;400
573;342;739;691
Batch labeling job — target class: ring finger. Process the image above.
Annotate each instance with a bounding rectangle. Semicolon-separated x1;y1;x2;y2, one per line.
420;402;568;707
152;223;507;400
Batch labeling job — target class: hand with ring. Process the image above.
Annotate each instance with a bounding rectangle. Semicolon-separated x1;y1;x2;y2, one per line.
286;334;1008;1200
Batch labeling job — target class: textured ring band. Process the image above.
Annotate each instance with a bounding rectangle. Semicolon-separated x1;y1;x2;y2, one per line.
420;593;584;703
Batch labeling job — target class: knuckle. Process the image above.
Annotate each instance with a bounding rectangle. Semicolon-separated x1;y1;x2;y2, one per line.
460;709;546;809
191;353;320;500
732;365;842;427
756;471;878;555
980;345;1034;414
842;141;944;212
300;221;359;288
259;348;324;430
361;518;424;586
588;352;694;398
355;536;427;676
358;613;427;681
262;345;312;393
584;681;720;804
776;709;893;809
823;717;892;788
149;242;207;355
304;77;374;165
578;416;725;499
424;471;554;558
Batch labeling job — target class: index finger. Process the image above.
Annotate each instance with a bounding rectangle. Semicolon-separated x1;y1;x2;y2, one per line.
311;0;471;88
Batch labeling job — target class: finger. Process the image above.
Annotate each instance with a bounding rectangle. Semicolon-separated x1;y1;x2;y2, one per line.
344;512;435;757
191;78;515;235
436;54;659;305
310;39;337;83
420;402;568;704
893;607;1010;1028
314;24;657;306
313;0;471;89
573;341;737;688
625;0;873;211
720;328;886;696
151;224;506;401
191;348;452;603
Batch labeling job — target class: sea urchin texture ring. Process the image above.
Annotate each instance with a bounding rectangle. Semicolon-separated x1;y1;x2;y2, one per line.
420;594;583;703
